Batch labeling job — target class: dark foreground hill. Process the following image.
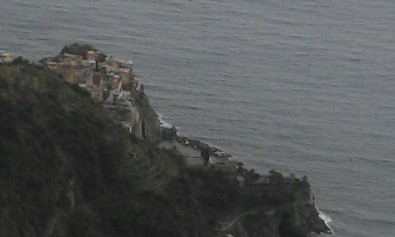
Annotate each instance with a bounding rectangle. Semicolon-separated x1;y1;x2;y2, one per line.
0;61;330;237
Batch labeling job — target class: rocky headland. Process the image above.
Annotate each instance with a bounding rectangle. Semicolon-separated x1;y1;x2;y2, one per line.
0;45;332;237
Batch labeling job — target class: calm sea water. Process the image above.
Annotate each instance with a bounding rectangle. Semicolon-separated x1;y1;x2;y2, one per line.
1;0;394;236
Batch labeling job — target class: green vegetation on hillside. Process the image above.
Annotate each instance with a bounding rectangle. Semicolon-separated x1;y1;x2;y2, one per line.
0;61;329;237
0;61;213;237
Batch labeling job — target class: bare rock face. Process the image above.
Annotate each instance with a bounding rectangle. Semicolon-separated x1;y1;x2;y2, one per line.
134;91;162;141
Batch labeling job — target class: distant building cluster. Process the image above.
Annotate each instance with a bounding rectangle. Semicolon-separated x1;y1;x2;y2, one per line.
41;50;139;101
41;50;143;134
0;51;12;63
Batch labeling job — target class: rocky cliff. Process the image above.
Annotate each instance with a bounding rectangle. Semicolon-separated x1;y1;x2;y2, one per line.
57;43;163;141
0;60;331;237
233;180;331;237
133;89;162;141
187;168;331;237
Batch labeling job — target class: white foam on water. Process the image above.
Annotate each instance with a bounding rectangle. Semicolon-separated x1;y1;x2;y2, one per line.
158;113;174;129
318;210;335;234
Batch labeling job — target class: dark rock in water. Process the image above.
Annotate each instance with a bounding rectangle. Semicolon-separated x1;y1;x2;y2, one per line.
161;125;177;140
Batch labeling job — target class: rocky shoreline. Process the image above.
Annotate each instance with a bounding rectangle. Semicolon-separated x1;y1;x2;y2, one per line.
159;126;333;237
159;124;241;170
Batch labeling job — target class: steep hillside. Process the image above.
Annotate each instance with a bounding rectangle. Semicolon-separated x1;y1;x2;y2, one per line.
0;61;202;237
0;61;330;237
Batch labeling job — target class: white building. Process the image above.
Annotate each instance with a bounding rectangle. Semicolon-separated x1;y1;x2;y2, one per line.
0;51;12;63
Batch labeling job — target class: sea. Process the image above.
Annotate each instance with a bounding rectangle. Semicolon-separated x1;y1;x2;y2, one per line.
1;0;394;236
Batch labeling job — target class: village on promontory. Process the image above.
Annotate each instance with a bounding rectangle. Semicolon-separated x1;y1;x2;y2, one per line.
40;45;141;132
36;44;243;170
